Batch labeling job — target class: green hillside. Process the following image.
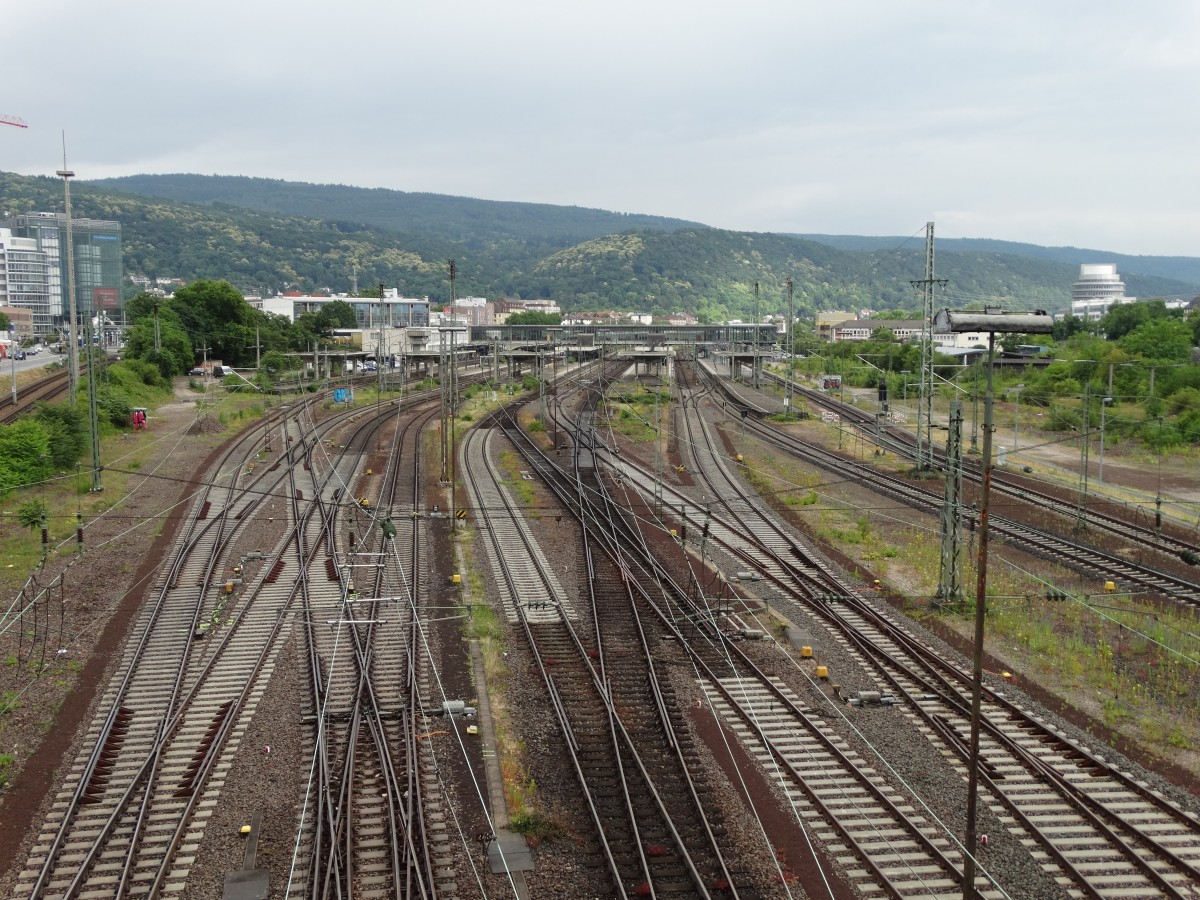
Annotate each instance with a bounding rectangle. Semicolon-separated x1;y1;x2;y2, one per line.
798;234;1200;291
8;170;1196;319
89;173;703;247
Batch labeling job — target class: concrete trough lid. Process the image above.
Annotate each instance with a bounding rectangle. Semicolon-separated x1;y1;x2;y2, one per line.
487;830;534;874
223;870;269;900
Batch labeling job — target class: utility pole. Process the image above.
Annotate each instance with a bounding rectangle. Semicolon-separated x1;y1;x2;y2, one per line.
84;296;103;492
57;144;80;404
910;222;948;471
785;276;794;414
752;281;761;389
377;283;385;399
1075;383;1091;533
936;401;964;605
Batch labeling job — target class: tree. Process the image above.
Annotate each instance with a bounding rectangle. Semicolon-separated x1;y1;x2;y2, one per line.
259;350;293;374
16;499;46;533
36;403;86;469
315;300;358;330
125;319;194;376
0;419;52;496
1119;318;1193;362
1052;314;1086;341
169;280;260;365
507;311;562;326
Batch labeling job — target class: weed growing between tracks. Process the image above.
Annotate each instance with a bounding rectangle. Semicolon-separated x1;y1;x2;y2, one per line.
740;426;1200;777
983;592;1199;764
602;384;665;443
458;524;547;826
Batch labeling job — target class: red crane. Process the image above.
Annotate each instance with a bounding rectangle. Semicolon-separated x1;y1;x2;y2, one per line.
1;114;29;129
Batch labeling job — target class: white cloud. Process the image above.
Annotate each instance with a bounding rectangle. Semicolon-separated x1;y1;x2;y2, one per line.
4;1;1200;255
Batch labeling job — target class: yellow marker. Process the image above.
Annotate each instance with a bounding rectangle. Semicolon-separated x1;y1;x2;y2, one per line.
450;574;461;585
816;665;829;679
1104;581;1116;592
240;825;252;835
801;645;813;658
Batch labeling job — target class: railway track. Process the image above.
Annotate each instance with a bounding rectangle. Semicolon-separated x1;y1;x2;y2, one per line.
759;367;1200;563
464;419;742;898
700;364;1200;607
294;397;445;899
0;367;71;424
13;395;334;897
542;361;1200;899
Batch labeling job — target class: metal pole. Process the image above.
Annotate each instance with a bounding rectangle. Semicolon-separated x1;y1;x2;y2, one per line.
58;153;80;404
84;313;103;492
752;281;760;390
962;332;995;899
1013;385;1022;452
1075;383;1090;532
970;361;980;453
785;276;794;413
1098;397;1109;484
1155;417;1163;535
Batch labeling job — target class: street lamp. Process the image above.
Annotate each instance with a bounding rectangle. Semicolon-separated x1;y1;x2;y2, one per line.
934;306;1053;900
57;162;80;403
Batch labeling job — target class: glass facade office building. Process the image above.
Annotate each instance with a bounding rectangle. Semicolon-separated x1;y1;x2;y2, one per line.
0;212;123;331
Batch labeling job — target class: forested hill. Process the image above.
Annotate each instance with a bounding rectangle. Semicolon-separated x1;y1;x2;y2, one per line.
797;234;1200;291
89;174;703;247
6;170;1195;318
524;228;1143;319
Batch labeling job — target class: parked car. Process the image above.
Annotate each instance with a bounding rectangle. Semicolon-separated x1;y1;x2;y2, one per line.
189;367;206;377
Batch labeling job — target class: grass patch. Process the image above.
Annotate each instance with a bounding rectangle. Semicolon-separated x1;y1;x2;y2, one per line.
510;809;567;844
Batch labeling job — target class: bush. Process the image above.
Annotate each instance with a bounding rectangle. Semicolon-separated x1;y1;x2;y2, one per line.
1165;386;1200;417
121;358;170;389
0;419;52;495
35;403;86;469
17;498;46;531
97;384;133;429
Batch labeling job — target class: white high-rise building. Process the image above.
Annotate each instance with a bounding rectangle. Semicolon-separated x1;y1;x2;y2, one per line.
1071;263;1130;320
0;228;54;335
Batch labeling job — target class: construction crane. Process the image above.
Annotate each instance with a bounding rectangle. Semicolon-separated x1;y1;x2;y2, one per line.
1;114;29;128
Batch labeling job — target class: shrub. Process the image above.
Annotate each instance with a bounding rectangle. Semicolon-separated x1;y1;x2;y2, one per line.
35;403;86;469
16;499;47;532
0;419;52;495
97;384;133;429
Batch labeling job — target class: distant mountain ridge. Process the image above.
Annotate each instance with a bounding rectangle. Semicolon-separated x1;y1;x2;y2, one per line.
5;171;1196;317
796;234;1200;289
90;174;705;248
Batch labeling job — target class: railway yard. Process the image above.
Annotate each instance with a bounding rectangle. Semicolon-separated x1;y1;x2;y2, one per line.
0;355;1198;899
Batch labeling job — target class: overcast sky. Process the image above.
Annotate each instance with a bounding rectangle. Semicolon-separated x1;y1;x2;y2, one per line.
5;1;1198;256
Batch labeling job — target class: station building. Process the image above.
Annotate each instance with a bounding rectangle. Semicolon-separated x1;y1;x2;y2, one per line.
256;289;430;327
